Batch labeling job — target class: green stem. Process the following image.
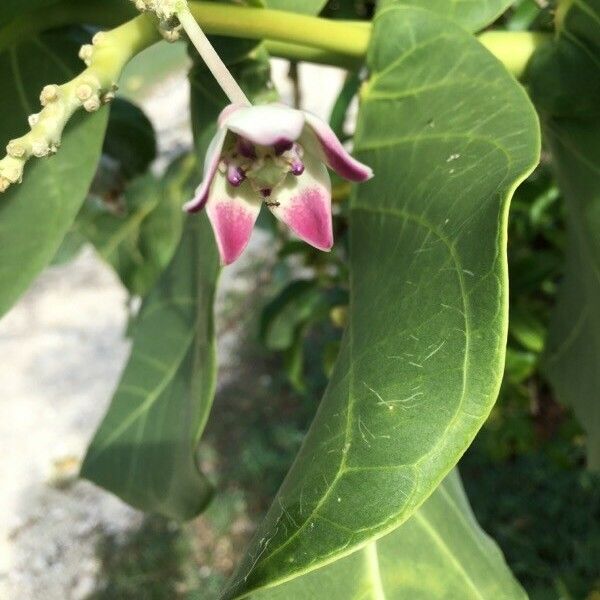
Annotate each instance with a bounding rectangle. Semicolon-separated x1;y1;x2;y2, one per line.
477;31;549;78
0;2;549;80
177;5;250;104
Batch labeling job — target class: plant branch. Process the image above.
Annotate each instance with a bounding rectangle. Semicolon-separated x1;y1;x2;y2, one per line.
0;1;550;192
0;15;159;192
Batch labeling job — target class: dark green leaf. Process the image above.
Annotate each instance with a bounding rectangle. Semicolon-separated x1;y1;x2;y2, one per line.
254;471;526;599
102;98;156;180
81;216;220;520
386;0;514;31
223;5;539;596
81;159;189;297
530;0;600;469
259;280;322;350
0;28;108;317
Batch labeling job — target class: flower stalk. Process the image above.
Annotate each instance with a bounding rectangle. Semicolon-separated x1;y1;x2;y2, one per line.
176;6;250;105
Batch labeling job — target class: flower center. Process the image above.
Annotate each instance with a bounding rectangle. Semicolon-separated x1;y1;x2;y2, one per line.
220;137;305;199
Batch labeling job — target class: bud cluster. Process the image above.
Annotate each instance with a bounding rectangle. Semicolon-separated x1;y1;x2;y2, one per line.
0;31;118;193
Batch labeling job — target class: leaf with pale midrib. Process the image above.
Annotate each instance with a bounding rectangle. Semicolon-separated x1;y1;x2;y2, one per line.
253;471;525;599
221;6;539;598
81;215;220;519
0;28;108;318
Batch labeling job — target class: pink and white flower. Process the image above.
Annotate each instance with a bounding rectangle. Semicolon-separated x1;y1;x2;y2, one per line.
184;103;373;265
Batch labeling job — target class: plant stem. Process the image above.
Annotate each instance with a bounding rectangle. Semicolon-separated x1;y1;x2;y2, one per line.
187;2;370;57
0;2;549;80
176;5;250;105
477;31;549;78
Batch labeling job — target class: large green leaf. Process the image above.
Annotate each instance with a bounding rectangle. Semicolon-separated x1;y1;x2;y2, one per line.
530;0;600;468
391;0;513;31
223;5;539;597
81;166;186;298
81;215;220;519
256;471;525;599
102;98;156;181
0;28;108;318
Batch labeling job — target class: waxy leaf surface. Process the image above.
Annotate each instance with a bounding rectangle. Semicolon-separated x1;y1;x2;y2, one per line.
81;216;220;519
223;5;539;597
0;28;108;318
256;472;525;599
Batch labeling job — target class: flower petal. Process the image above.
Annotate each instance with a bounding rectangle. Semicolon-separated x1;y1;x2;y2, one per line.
183;128;227;213
225;104;305;146
205;173;261;265
267;153;333;251
218;103;245;127
301;111;373;182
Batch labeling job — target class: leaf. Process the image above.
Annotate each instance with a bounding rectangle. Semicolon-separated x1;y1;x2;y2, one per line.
388;0;514;31
81;215;220;520
81;161;188;297
0;28;108;318
260;280;323;350
222;6;539;597
0;0;61;27
264;0;328;15
102;98;156;180
529;0;600;468
253;471;526;599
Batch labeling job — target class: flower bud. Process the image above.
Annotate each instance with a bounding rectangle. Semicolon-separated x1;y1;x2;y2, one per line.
1;161;24;183
28;113;40;128
76;84;94;102
0;177;10;193
83;96;101;112
92;32;107;46
31;139;50;157
6;140;26;159
40;84;59;106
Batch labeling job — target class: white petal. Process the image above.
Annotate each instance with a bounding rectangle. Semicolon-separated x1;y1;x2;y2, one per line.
205;173;262;265
225;104;305;146
183;127;227;213
218;103;245;127
267;152;333;251
301;111;373;182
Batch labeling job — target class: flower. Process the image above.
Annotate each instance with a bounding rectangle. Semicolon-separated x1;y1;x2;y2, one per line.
184;103;373;265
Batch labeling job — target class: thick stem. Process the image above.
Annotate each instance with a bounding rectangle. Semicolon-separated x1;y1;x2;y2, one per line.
477;31;549;78
0;14;159;192
176;6;250;105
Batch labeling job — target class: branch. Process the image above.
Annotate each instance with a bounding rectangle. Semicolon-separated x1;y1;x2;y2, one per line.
0;14;159;192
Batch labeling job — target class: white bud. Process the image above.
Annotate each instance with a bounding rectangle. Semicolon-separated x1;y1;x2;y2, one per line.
92;31;107;46
79;44;94;66
83;97;101;112
0;177;10;193
28;113;40;128
102;91;116;104
76;84;94;102
1;161;24;183
31;139;50;157
134;0;147;10
48;143;60;155
6;140;26;159
40;84;60;106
